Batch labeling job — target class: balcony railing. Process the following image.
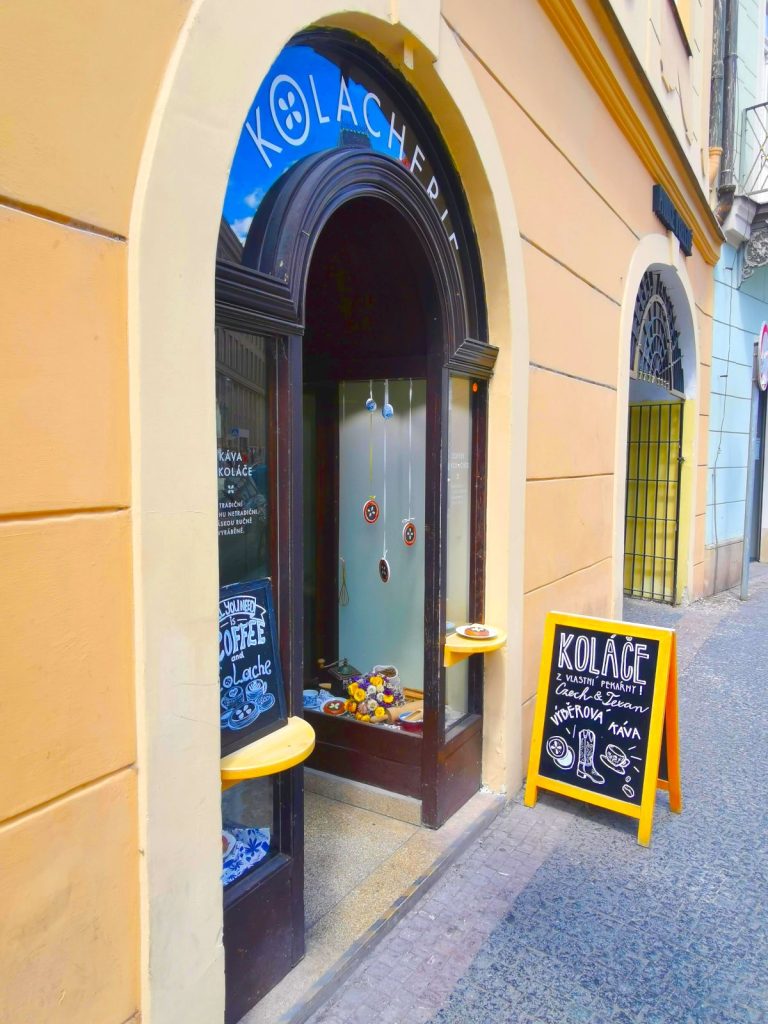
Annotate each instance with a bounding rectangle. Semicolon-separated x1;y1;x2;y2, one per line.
739;102;768;200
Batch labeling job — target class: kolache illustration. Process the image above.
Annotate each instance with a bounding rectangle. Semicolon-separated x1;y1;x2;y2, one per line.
221;678;275;730
545;735;575;770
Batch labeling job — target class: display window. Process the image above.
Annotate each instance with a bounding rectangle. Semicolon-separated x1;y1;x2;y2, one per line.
216;326;273;588
221;777;275;888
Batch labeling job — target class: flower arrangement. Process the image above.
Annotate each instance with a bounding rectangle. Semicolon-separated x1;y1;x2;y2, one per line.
346;673;405;723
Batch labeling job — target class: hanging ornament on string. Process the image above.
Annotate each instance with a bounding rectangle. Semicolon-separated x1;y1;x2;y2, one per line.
362;379;380;525
338;557;350;606
378;379;393;583
402;377;417;547
338;383;350;606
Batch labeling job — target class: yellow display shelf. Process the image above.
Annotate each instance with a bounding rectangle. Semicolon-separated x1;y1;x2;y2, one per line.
220;716;315;789
443;628;507;668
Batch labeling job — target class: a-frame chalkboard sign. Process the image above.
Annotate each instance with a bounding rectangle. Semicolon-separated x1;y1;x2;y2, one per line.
524;613;682;846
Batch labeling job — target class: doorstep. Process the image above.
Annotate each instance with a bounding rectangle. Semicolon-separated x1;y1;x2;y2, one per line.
304;767;422;825
239;786;505;1024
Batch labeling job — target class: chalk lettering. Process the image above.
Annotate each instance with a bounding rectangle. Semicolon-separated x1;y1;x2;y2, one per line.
558;632;574;670
608;721;642;740
549;702;604;726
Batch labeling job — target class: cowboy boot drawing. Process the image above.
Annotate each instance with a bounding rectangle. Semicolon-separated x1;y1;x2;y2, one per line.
577;728;605;785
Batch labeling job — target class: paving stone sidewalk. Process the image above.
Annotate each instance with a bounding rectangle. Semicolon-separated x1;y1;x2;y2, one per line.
306;568;768;1024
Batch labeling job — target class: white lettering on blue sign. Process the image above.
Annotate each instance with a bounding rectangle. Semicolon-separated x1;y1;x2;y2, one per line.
227;45;460;253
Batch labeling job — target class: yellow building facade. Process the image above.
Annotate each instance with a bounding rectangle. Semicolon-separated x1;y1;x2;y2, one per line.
0;2;721;1022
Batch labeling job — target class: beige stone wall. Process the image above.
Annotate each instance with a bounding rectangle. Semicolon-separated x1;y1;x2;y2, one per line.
0;0;718;1020
443;0;715;768
0;2;193;1021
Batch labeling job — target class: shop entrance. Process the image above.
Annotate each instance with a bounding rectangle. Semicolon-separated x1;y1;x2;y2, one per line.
623;271;686;604
216;153;492;1020
213;29;495;1022
301;196;485;821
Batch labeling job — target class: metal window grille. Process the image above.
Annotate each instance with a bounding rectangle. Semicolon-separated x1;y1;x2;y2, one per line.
624;403;683;603
630;272;685;397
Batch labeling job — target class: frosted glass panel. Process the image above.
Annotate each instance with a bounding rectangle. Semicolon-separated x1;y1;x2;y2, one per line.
338;380;426;692
446;377;472;722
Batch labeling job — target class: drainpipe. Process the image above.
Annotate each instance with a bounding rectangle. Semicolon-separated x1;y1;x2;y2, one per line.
717;0;739;214
710;0;725;149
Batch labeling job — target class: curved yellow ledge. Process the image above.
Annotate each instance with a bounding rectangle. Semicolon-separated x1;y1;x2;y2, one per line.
220;716;315;788
443;628;507;668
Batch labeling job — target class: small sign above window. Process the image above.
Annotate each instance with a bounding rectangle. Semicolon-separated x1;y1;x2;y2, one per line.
652;184;692;256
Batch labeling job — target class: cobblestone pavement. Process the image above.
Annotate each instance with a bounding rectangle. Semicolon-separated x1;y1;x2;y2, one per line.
306;568;768;1024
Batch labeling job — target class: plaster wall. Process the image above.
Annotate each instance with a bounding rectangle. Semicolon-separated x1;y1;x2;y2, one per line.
0;1;186;1020
445;0;712;772
0;0;718;1021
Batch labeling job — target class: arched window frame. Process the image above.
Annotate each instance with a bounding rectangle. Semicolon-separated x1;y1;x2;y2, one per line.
630;270;685;397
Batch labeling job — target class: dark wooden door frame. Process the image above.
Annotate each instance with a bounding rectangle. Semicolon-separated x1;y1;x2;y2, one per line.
214;294;307;1023
220;148;496;835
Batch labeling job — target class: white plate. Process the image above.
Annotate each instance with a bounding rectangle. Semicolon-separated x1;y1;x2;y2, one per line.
456;624;498;640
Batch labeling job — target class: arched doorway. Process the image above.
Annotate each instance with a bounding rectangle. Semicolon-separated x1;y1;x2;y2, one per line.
130;0;529;1013
214;31;494;1021
623;270;686;604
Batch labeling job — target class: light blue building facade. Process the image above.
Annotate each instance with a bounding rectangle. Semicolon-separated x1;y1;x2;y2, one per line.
706;0;768;593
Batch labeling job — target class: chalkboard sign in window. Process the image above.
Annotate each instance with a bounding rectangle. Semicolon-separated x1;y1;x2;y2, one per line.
219;578;287;755
525;613;682;846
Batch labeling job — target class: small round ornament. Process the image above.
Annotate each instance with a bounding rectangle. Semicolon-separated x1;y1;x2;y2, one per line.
378;557;391;583
363;498;380;524
381;402;394;419
365;396;377;412
403;521;417;547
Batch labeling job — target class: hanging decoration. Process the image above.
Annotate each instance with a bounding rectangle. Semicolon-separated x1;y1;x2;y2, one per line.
402;377;417;547
378;379;392;583
338;557;350;606
363;380;380;524
338;383;351;606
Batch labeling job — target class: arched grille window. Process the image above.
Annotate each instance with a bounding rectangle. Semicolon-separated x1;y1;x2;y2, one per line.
630;271;684;396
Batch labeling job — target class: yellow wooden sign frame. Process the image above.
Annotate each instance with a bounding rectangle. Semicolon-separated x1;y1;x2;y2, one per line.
524;612;682;846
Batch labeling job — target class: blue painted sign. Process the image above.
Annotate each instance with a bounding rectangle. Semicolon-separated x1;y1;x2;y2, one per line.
221;37;461;258
219;578;287;754
652;184;693;257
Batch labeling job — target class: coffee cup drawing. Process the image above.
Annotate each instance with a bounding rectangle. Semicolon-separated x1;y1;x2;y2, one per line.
599;743;631;774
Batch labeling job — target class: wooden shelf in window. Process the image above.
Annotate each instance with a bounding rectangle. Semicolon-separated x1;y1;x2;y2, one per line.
443;629;507;668
220;717;316;788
